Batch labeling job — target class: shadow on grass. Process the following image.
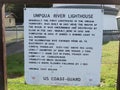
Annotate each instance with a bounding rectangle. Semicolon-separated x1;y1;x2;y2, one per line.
103;41;109;45
7;52;24;78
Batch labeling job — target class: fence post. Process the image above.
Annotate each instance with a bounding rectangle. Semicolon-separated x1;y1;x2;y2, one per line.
0;3;7;90
15;26;18;42
117;41;120;90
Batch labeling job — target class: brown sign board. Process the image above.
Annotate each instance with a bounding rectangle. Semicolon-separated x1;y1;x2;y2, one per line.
0;0;120;4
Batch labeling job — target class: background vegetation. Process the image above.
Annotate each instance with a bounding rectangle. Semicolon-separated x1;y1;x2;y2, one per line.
5;4;52;24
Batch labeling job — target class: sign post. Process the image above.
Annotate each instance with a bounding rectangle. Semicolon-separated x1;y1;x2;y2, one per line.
0;4;7;90
117;41;120;90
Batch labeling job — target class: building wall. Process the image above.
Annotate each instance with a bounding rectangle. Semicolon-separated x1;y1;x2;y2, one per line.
103;15;118;30
53;4;118;30
5;17;16;27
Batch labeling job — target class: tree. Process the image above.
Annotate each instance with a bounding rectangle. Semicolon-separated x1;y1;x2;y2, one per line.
5;4;52;24
5;4;15;12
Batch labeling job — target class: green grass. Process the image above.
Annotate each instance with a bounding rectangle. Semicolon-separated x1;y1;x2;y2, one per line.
7;41;119;90
102;41;119;64
7;53;24;78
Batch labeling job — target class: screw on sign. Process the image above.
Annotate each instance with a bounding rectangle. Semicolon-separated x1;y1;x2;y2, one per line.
32;76;36;80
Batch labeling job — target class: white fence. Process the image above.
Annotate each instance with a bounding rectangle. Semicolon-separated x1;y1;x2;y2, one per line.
5;25;24;43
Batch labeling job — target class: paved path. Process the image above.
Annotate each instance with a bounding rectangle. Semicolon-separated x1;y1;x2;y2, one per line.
6;40;24;56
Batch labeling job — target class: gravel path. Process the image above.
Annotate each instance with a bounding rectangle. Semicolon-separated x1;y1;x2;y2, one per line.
6;40;24;56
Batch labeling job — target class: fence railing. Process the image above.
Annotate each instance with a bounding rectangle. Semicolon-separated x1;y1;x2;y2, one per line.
5;25;24;43
103;30;120;35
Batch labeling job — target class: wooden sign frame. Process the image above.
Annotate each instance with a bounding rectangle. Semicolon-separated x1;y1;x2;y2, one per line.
0;0;120;4
0;0;120;90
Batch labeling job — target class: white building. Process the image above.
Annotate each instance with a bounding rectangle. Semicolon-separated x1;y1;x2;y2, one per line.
53;4;118;30
5;12;16;27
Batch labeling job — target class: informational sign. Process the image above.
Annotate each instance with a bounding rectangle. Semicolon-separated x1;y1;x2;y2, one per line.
24;8;103;86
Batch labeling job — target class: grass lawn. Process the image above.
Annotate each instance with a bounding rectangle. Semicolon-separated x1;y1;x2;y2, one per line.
7;41;119;90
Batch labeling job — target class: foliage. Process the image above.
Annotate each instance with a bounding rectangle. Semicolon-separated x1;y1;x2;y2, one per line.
5;4;24;23
5;4;15;12
5;4;52;24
